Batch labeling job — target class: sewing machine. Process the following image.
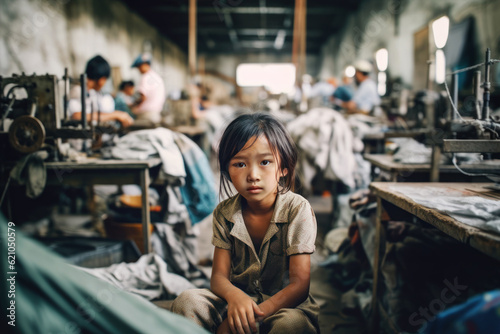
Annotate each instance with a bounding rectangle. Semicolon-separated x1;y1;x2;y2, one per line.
0;71;120;161
0;73;61;156
428;48;500;183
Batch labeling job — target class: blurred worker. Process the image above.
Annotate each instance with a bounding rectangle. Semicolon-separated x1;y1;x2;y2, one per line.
310;77;337;107
130;53;166;124
341;60;380;115
114;80;136;118
69;55;134;127
331;75;354;109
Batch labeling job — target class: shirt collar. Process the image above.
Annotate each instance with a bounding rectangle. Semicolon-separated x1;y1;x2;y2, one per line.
220;192;291;258
220;191;291;225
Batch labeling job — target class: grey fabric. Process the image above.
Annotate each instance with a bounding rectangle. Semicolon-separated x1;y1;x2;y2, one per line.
152;222;210;289
79;253;196;300
9;151;47;198
111;127;186;179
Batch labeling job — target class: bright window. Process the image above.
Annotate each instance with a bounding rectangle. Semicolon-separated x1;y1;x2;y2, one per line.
236;63;296;94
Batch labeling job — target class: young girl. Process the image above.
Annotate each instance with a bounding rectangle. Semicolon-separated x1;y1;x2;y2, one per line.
172;112;319;334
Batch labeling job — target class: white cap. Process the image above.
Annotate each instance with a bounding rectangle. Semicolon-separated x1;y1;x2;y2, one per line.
354;60;373;73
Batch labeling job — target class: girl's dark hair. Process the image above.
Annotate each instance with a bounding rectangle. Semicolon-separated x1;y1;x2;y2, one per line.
218;112;297;198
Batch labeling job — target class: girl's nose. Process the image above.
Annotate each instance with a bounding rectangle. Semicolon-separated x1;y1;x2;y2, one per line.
247;166;260;182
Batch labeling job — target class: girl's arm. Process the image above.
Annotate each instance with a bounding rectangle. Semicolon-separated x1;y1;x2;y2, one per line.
257;253;311;318
211;247;264;334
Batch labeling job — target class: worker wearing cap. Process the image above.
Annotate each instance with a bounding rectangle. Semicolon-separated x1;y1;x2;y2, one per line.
341;60;380;115
130;53;166;124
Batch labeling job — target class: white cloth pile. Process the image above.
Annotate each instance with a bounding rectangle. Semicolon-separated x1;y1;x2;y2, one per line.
111;127;186;181
287;108;360;190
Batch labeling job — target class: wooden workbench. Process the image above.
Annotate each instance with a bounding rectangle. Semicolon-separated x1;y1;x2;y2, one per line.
368;182;500;332
370;182;500;260
364;154;499;182
45;158;162;253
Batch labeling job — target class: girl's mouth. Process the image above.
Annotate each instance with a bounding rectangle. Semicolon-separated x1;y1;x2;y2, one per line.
247;186;262;193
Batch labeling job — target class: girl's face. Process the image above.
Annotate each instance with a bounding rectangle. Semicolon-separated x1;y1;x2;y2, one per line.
228;135;286;207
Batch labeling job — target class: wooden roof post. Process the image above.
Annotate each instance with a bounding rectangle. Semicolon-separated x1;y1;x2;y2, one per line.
292;0;307;83
189;0;197;78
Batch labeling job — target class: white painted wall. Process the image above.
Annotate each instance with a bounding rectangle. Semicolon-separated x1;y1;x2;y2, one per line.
0;0;188;95
317;0;500;88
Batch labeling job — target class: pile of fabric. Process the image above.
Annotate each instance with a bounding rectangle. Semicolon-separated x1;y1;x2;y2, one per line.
81;127;220;300
111;127;218;225
287;108;362;192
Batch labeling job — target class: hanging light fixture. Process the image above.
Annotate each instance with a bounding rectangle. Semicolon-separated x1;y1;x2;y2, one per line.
432;16;449;84
435;49;446;84
432;16;450;49
345;66;355;78
375;48;388;96
375;48;389;72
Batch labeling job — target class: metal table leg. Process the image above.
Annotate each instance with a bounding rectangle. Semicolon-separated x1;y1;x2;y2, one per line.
140;168;151;254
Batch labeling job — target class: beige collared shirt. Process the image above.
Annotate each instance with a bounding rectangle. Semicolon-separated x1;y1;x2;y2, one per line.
212;191;317;298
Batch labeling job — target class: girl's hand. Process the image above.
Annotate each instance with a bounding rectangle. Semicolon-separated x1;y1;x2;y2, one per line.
226;290;265;334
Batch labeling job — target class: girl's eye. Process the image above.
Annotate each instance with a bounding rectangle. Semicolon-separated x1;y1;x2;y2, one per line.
261;160;271;166
233;162;246;168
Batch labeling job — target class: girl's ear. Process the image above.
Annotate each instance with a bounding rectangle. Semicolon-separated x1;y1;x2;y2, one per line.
280;168;288;177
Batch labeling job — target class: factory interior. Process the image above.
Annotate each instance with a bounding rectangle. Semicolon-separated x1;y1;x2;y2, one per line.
2;0;500;333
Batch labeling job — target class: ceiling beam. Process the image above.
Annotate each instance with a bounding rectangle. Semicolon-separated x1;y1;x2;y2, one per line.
163;27;324;37
198;40;321;49
146;6;353;15
198;45;321;55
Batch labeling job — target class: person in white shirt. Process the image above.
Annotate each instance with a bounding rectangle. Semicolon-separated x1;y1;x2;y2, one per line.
341;60;381;115
130;53;166;124
69;55;134;127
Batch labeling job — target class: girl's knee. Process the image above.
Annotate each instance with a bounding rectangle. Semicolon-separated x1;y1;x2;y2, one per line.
171;289;203;314
265;309;317;334
171;289;225;331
